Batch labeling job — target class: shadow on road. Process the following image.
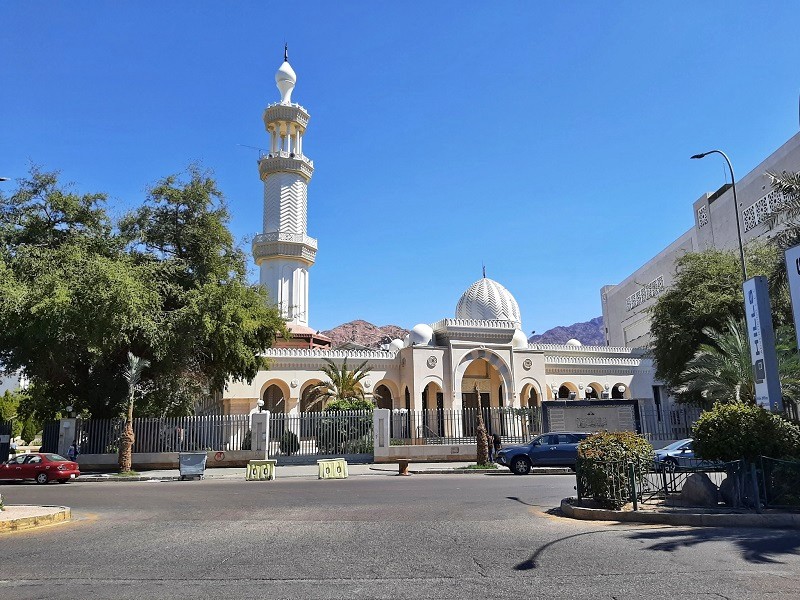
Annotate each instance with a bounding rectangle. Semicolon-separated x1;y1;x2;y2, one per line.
625;527;800;564
514;530;606;570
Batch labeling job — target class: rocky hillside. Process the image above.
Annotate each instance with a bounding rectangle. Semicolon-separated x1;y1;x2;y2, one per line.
528;316;605;346
321;320;409;349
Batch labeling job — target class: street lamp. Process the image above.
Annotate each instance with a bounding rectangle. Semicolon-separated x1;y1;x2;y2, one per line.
256;399;264;413
691;150;747;282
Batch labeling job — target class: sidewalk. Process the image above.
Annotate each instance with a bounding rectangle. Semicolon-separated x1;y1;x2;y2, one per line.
75;462;573;481
0;504;71;532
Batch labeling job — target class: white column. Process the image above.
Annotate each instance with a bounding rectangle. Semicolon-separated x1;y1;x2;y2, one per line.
285;124;292;154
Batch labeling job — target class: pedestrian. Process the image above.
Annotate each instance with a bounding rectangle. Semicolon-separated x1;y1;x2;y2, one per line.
491;432;501;462
67;439;80;463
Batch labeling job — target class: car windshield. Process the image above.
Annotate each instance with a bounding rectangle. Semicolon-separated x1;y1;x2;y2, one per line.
661;439;692;451
46;454;69;462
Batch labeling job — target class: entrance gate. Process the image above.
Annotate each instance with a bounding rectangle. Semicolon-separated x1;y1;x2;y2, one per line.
0;420;11;463
268;410;374;465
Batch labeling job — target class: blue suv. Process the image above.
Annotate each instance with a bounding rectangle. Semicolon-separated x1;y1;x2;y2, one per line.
497;432;590;475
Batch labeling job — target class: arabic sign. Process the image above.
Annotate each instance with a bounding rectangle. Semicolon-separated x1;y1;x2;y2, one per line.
743;276;782;411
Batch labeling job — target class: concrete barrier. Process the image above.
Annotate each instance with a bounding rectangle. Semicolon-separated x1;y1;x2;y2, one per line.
318;458;348;479
246;459;277;481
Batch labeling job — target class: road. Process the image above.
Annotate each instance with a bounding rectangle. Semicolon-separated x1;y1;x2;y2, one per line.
1;472;799;599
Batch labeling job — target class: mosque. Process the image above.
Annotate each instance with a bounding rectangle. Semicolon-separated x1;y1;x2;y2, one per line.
218;51;657;423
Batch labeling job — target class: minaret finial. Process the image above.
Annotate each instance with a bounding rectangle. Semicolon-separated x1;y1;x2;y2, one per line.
482;263;486;278
284;43;288;62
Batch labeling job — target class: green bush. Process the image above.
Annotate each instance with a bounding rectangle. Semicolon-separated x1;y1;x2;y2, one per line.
692;402;800;462
279;430;300;455
576;432;654;510
324;398;374;412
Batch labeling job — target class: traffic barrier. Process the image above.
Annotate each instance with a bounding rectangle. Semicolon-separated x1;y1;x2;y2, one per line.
246;459;277;481
317;458;348;479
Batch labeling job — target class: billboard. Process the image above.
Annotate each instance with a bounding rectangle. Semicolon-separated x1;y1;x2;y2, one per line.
743;276;782;412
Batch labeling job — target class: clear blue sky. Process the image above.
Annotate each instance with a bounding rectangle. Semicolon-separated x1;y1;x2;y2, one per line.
2;3;799;334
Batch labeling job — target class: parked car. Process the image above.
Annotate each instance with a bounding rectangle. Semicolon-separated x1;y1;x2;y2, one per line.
496;432;590;475
654;438;722;470
0;453;80;484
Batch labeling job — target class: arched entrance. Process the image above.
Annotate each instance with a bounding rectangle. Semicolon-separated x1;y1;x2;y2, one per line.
421;381;444;438
558;382;578;399
374;384;393;410
611;383;628;399
456;351;512;437
263;384;286;414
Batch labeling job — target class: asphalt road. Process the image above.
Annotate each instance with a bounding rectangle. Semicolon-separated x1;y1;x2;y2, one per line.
1;473;799;599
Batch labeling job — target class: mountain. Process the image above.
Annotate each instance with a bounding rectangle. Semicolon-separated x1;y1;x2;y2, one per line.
528;316;605;346
321;320;409;349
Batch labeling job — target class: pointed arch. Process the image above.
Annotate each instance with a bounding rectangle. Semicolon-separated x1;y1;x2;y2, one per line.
454;348;513;407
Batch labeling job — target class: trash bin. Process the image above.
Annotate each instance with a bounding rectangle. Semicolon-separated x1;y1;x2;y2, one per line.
179;452;207;480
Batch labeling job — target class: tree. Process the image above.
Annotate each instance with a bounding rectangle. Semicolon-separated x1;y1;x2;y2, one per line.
0;166;286;420
0;390;25;438
677;317;754;407
304;358;372;410
765;170;800;251
119;353;150;473
649;243;791;404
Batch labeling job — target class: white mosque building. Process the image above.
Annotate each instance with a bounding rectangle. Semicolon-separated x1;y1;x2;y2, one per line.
219;51;657;426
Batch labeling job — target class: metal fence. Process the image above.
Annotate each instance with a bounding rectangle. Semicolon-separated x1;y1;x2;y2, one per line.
759;456;800;509
269;410;373;460
389;407;542;445
75;415;252;454
638;405;703;442
577;457;749;510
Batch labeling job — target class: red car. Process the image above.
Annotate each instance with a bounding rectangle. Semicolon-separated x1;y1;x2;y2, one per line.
0;453;80;484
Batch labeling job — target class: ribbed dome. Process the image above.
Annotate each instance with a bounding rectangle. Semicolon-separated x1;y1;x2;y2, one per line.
455;278;522;325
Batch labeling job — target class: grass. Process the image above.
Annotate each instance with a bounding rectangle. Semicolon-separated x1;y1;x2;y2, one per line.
459;463;499;470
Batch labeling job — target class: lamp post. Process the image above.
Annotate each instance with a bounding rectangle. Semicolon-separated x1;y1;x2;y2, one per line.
256;399;264;413
691;150;747;282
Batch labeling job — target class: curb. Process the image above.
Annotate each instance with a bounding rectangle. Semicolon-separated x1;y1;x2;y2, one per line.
0;506;71;532
559;498;800;529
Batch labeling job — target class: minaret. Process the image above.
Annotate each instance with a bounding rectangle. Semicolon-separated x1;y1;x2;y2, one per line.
253;47;317;328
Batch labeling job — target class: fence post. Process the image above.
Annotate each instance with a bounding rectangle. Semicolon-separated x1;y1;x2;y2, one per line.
251;411;270;459
749;462;762;514
627;462;638;511
58;418;76;457
575;460;583;502
373;409;390;463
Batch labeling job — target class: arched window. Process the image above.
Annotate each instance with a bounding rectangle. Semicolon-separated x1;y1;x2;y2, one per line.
263;384;285;413
558;385;571;399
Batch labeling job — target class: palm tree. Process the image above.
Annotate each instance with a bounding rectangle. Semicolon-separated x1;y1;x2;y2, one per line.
118;352;150;473
304;358;372;410
677;316;753;407
678;316;800;411
473;382;490;466
765;170;800;251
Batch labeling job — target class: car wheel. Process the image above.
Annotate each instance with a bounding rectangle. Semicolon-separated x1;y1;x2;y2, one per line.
35;472;49;485
510;457;531;475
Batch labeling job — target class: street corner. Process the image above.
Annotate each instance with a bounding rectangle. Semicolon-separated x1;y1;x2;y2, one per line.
0;504;72;533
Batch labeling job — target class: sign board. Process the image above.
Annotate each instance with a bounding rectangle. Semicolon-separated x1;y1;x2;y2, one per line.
743;276;782;412
785;244;800;352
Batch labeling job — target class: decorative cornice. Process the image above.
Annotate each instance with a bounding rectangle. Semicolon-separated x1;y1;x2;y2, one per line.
252;233;317;264
259;155;314;181
529;343;644;355
262;348;398;360
544;355;645;366
432;318;517;331
263;103;310;128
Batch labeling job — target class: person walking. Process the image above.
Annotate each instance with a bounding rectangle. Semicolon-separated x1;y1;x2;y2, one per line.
490;432;501;462
67;440;80;463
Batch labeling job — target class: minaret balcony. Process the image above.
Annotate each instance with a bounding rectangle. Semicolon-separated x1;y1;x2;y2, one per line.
259;152;314;181
253;232;318;264
264;102;310;128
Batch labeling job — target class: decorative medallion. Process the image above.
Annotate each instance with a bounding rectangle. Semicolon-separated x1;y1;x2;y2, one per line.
290;379;299;388
522;358;532;371
363;379;372;389
427;356;438;369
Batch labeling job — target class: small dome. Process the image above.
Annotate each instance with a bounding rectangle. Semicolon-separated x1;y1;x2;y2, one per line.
512;329;528;349
455;277;521;325
566;338;582;346
389;339;404;352
408;323;434;346
275;59;297;104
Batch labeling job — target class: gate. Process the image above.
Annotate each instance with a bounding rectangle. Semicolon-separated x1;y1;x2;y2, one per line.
268;410;373;465
0;420;11;463
39;421;61;453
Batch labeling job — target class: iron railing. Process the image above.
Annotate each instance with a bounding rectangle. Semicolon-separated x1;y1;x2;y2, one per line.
75;415;252;454
638;405;703;441
269;410;373;458
389;407;542;445
759;456;800;509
